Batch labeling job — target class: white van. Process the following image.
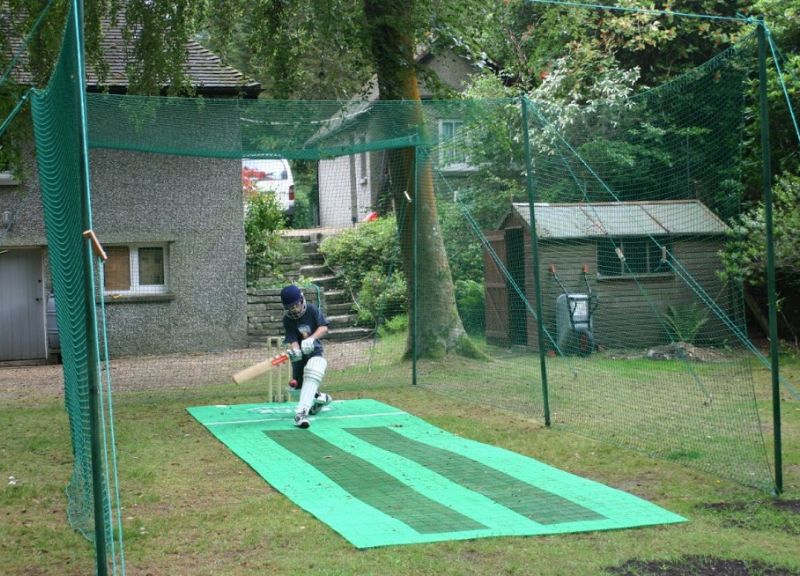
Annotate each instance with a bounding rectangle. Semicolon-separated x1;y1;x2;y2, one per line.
242;158;295;216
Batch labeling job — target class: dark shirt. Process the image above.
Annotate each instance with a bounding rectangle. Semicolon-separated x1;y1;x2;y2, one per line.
283;303;328;356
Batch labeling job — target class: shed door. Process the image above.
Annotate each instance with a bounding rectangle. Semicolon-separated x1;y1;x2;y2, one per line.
506;228;528;345
483;230;508;345
0;249;46;361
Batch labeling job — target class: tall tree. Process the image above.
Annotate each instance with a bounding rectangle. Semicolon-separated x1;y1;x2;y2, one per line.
203;0;487;358
362;0;477;358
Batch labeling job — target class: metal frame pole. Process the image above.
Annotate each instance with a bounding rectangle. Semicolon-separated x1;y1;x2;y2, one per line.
74;1;110;572
757;20;782;494
412;144;419;386
520;95;551;426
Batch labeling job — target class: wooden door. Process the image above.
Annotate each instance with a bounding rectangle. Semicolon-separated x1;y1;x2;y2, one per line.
483;230;508;346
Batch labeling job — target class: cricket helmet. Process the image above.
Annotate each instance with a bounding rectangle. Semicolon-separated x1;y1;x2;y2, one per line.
280;285;306;319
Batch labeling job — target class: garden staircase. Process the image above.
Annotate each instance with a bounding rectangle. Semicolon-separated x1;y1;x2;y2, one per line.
290;232;373;343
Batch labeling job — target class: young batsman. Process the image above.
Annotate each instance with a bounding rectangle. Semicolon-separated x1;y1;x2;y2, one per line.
280;284;332;428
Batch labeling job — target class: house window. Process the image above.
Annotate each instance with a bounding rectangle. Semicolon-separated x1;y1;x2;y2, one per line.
597;237;671;277
104;244;169;294
438;119;474;171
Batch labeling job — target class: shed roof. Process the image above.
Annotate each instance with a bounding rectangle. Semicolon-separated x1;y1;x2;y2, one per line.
507;200;728;239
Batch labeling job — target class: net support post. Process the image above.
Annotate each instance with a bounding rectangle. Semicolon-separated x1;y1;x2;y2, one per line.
74;1;110;572
520;95;551;426
412;143;419;387
757;20;782;495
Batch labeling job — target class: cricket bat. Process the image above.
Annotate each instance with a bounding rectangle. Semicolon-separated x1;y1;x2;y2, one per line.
232;352;289;384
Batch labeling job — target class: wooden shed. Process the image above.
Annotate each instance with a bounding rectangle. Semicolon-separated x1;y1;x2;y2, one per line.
483;200;739;351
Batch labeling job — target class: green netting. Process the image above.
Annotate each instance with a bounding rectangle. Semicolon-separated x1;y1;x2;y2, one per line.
187;399;685;548
419;34;776;491
30;0;96;541
18;12;790;570
27;3;124;573
85;93;500;159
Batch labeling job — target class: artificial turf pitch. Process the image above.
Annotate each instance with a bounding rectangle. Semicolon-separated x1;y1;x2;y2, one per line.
187;399;685;548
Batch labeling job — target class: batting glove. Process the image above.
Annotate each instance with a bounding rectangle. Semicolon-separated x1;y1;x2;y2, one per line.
301;337;316;355
287;348;303;362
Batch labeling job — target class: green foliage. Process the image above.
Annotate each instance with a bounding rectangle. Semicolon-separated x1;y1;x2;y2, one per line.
455;279;485;335
320;216;402;295
245;193;285;236
742;1;800;187
244;194;300;284
355;271;408;326
718;172;800;289
438;202;486;284
320;216;407;326
664;302;710;344
378;313;409;336
480;1;753;92
201;0;373;99
288;162;318;229
288;186;313;230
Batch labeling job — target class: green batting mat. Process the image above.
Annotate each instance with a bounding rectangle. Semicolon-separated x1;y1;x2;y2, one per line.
187;399;685;548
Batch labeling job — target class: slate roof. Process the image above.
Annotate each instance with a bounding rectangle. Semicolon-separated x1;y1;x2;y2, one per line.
4;17;260;96
507;200;729;239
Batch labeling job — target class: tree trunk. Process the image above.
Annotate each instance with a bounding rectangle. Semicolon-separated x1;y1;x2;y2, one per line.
364;0;474;359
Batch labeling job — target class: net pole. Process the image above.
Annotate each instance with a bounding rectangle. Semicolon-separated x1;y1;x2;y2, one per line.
758;20;782;495
520;96;550;426
73;0;110;572
412;143;419;386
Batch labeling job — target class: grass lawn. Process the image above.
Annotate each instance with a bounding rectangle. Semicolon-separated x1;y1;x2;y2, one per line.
1;344;798;575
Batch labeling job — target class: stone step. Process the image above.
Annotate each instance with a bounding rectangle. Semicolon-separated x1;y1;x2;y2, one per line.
301;252;325;265
249;232;365;345
322;289;349;304
302;241;320;255
299;263;330;277
325;326;375;343
311;275;342;290
326;313;360;329
325;301;354;316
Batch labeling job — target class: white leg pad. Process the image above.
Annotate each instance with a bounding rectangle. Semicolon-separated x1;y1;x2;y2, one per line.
297;356;327;413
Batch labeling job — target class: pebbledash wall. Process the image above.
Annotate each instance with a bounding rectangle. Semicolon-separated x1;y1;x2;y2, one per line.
91;149;249;356
3;147;249;358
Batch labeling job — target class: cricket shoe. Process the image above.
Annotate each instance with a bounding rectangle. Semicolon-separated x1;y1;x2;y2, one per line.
309;392;332;415
294;409;310;429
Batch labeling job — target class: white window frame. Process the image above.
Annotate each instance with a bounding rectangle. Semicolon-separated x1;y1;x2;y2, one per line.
104;243;170;296
596;237;672;279
438;119;476;172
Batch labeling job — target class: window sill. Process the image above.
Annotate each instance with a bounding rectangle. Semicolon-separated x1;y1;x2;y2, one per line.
102;292;175;303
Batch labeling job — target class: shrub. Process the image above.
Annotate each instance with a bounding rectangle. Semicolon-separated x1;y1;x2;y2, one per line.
286;160;318;230
320;216;401;295
455;279;485;335
378;313;409;336
439;202;485;285
245;193;285;235
244;195;302;285
356;270;407;325
664;302;709;344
